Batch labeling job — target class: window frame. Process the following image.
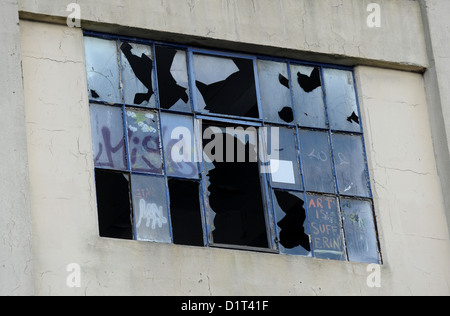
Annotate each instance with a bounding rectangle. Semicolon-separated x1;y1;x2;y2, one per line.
84;30;381;264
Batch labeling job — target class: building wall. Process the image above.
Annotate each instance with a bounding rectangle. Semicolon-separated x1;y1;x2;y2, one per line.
3;0;449;295
0;0;34;296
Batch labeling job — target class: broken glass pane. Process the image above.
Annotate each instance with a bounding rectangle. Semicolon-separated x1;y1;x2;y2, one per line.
341;199;380;264
265;127;302;191
160;113;199;179
194;54;259;118
84;37;122;104
90;104;127;171
332;133;371;198
131;174;171;243
291;64;327;128
298;130;335;194
202;123;269;248
257;60;293;124
95;169;133;240
120;41;156;107
155;46;191;112
272;190;311;256
126;108;163;174
322;68;360;132
169;179;204;247
306;194;346;261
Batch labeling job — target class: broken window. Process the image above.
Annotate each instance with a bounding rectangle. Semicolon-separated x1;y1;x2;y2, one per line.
322;68;360;132
126;108;163;174
155;46;191;112
202;123;269;249
272;190;311;256
298;130;335;194
95;169;133;240
85;37;122;103
257;60;293;124
131;174;171;243
120;41;156;107
341;199;380;264
291;64;327;129
193;53;259;118
85;33;380;263
169;179;204;247
160;113;199;179
266;127;302;191
332;133;371;198
306;194;346;261
90;104;127;171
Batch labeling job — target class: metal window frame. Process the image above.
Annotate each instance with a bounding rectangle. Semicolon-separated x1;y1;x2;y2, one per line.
84;30;381;263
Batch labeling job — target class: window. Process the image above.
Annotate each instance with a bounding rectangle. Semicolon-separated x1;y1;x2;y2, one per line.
85;32;381;264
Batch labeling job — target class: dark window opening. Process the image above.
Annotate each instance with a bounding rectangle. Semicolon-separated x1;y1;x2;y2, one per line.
95;169;133;240
155;46;190;110
195;54;259;118
169;179;204;247
203;123;269;249
273;190;311;256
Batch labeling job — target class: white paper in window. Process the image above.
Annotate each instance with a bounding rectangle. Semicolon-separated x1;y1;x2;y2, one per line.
270;160;296;185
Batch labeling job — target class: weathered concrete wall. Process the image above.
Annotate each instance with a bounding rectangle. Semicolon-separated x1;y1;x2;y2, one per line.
355;66;450;295
419;0;450;236
0;0;34;296
20;20;450;296
18;0;428;71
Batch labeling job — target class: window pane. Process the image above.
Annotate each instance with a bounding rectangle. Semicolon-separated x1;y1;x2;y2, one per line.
169;179;204;247
155;46;191;112
323;68;360;132
85;37;121;104
95;170;133;240
332;133;371;198
120;41;156;107
291;65;327;128
299;130;335;194
202;123;269;248
90;104;127;171
266;127;302;191
161;113;199;179
306;194;346;261
257;60;293;124
272;190;311;256
341;199;380;264
194;54;259;118
131;174;171;243
126;108;163;174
